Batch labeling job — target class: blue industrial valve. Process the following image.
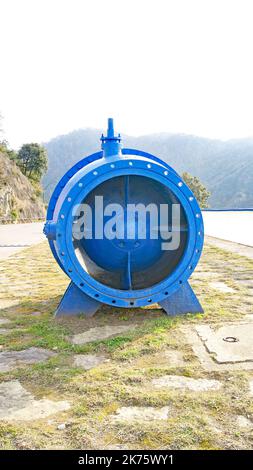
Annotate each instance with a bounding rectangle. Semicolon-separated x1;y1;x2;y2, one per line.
44;119;204;317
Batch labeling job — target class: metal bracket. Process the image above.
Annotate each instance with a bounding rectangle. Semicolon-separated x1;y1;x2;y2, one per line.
159;281;204;316
55;282;101;317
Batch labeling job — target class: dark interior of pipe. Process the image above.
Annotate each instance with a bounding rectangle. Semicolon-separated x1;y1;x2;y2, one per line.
72;175;188;290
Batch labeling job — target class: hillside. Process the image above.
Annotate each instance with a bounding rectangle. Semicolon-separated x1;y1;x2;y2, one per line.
43;130;253;208
0;149;45;222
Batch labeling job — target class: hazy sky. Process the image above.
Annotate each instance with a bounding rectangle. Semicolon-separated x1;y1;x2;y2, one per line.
1;0;253;148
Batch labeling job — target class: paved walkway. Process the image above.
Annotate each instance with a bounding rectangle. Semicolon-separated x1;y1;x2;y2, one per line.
0;222;45;260
205;235;253;260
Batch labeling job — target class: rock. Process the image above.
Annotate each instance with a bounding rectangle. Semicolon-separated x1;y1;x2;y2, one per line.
0;347;55;372
112;406;170;423
209;281;235;293
152;375;221;391
57;423;66;430
71;325;136;345
74;354;108;370
0;318;11;325
236;415;253;429
0;381;70;421
196;323;253;363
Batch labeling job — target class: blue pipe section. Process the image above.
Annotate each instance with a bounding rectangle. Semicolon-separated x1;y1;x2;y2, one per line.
44;119;204;317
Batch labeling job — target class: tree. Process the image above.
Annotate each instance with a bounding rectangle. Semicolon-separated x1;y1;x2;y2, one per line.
182;172;210;208
17;143;48;182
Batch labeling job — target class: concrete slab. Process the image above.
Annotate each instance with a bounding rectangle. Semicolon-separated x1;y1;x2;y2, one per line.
181;325;253;371
196;324;253;363
0;381;70;421
74;354;108;370
112;406;170;423
0;347;55;372
209;282;235;293
152;375;221;391
71;325;136;345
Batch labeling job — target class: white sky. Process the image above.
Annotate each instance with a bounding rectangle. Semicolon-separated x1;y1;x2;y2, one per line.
1;0;253;148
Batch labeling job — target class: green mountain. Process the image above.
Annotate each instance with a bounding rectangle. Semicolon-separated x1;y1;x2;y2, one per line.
43;129;253;208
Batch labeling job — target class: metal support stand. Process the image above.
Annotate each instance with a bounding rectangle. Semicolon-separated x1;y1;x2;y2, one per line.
159;281;203;316
55;282;101;317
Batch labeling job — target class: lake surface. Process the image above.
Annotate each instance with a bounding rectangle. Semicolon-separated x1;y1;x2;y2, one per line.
202;211;253;247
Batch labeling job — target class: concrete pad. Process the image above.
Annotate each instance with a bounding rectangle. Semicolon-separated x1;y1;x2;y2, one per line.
236;415;253;429
71;325;136;345
112;406;170;423
181;325;253;371
0;347;55;372
196;324;253;363
0;381;70;421
74;354;108;370
209;281;235;293
152;375;221;391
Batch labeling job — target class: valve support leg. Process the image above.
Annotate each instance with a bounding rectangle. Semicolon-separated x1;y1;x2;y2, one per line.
55;282;101;317
159;281;203;316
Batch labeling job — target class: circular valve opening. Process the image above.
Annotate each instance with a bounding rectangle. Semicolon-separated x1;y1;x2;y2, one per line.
72;175;189;290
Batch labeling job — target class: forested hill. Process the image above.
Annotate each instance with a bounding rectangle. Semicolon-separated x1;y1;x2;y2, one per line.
0;148;45;222
43;129;253;208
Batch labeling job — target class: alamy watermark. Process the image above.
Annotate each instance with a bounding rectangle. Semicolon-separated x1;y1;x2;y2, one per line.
72;196;182;251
